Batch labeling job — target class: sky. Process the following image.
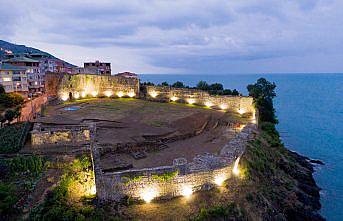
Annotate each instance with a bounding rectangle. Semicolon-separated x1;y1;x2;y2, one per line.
1;0;343;74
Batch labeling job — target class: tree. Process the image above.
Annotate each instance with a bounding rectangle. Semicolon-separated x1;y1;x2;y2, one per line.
0;93;24;108
232;89;239;96
172;81;185;88
209;83;223;91
247;78;277;124
196;81;209;90
4;109;16;124
161;82;169;86
0;84;5;94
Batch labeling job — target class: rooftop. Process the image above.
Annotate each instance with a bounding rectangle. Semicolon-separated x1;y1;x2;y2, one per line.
0;63;27;71
3;56;39;63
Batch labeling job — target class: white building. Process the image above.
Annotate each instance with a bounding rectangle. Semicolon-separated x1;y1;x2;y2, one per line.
0;63;29;94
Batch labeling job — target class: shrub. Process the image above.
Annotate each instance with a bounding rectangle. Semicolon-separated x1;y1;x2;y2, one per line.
0;122;30;153
0;93;24;108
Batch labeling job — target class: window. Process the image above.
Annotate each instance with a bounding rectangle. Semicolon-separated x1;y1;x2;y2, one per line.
2;77;11;82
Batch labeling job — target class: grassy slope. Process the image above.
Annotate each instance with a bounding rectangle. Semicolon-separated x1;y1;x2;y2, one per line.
237;122;324;221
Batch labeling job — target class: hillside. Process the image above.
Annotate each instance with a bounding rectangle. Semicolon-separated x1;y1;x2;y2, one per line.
0;40;74;66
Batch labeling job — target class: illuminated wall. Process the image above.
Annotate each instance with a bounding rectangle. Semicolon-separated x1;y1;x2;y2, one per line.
45;72;139;100
93;124;257;202
31;123;90;146
145;86;255;114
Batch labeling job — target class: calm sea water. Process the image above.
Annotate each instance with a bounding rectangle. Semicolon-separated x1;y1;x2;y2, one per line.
139;73;343;221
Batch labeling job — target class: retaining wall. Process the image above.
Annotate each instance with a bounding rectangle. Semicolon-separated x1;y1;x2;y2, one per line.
45;72;140;100
145;86;255;114
31;123;90;146
92;124;257;202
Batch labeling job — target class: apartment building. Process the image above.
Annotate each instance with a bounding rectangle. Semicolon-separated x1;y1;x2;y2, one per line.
3;56;44;93
0;63;29;94
84;60;111;75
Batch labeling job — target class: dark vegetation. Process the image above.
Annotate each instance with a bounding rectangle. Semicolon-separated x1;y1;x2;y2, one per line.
192;202;245;221
141;80;241;96
28;156;102;221
0;122;31;154
0;85;25;124
0;156;45;220
247;78;278;124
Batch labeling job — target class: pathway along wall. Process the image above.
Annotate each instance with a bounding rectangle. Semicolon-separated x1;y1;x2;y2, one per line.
145;86;255;114
92;124;257;202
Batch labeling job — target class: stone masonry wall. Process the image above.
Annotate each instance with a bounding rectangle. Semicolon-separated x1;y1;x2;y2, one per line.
45;72;140;99
93;124;257;201
145;86;255;114
31;123;90;146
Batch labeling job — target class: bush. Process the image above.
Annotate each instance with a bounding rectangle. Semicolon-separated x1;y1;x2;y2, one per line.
193;203;244;221
28;156;100;221
0;122;30;153
0;182;19;216
0;93;24;108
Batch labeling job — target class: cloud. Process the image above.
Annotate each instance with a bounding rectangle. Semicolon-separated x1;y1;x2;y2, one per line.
0;0;342;73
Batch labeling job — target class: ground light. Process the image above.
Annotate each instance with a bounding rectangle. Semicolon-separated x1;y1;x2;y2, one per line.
127;91;135;98
141;187;158;203
117;91;124;98
233;156;240;175
104;90;113;97
181;185;193;198
74;92;80;99
90;185;96;195
214;174;226;186
205;101;213;107
91;91;98;97
219;104;227;110
81;91;87;98
149;91;158;98
170;96;178;102
187;98;196;105
61;93;68;101
237;109;246;115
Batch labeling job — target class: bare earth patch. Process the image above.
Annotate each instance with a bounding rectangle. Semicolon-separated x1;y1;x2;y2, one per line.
36;98;249;170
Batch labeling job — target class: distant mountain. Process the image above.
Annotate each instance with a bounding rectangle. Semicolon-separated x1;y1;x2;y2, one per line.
0;40;75;66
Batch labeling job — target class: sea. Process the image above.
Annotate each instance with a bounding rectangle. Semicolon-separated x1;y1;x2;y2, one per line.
139;73;343;221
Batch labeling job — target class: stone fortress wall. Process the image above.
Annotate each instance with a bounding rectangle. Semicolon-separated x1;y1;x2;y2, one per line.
31;123;90;146
45;72;140;100
145;86;255;114
92;124;257;202
37;73;258;202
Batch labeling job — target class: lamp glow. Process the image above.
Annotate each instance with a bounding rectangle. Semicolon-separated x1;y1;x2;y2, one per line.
91;91;98;97
127;91;135;98
81;91;87;98
214;174;226;186
219;104;227;110
104;90;113;97
150;91;158;98
90;185;96;195
170;96;178;102
233;156;240;175
181;186;193;198
237;109;245;115
117;91;124;98
61;93;68;101
187;98;196;105
74;92;80;99
141;187;158;203
205;101;213;107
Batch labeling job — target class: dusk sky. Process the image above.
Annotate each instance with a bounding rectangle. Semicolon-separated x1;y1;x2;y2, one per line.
1;0;343;74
